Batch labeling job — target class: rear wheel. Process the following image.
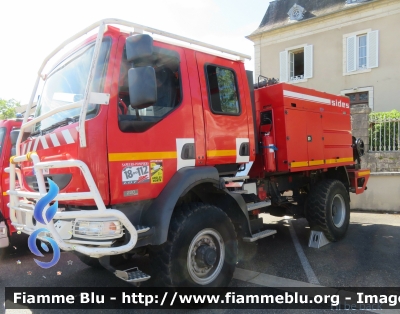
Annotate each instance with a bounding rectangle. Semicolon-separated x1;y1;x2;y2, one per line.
150;203;238;287
306;180;350;242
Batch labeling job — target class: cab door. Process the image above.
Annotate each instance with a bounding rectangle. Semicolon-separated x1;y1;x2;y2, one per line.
195;52;250;168
107;36;195;204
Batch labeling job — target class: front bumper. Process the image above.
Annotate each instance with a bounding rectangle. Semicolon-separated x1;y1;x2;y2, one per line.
7;152;140;258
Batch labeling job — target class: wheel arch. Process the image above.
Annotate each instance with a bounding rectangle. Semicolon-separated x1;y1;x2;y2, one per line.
182;182;252;238
325;166;350;192
140;167;251;245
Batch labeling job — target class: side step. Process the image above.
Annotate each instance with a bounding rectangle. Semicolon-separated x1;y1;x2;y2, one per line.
115;267;151;283
230;190;248;194
225;182;244;188
246;200;271;211
243;229;277;242
136;226;150;234
222;176;249;182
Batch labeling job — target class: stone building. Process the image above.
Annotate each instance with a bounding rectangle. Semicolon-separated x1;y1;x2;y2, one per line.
247;0;400;112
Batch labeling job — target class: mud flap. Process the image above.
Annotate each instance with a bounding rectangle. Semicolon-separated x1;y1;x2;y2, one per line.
347;169;370;194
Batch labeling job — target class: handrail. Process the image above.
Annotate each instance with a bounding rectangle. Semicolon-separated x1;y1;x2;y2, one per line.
40;18;251;79
18;18;251;150
21;101;83;131
16;101;83;155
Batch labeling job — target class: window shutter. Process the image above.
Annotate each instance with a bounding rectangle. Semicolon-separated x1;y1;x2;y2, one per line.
289;51;294;79
279;51;288;83
346;35;357;72
304;45;313;79
367;30;379;69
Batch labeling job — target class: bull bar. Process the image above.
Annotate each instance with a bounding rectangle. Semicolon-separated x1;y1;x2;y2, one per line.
6;152;139;257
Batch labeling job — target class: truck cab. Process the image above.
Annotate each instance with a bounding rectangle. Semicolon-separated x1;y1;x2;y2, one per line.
0;118;23;247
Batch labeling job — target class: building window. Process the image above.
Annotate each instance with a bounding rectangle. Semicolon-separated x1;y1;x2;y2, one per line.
341;87;373;110
280;44;313;83
289;49;304;81
345;30;379;74
345;92;369;106
205;65;240;115
287;4;306;21
358;34;367;69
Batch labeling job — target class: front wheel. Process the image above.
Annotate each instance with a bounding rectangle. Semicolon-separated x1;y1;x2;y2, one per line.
150;203;238;287
306;180;350;242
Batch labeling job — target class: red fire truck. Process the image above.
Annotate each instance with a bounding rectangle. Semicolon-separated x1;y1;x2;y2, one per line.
7;19;369;287
0;118;24;248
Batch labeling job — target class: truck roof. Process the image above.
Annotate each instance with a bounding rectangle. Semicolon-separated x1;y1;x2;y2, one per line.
45;18;251;78
105;18;251;61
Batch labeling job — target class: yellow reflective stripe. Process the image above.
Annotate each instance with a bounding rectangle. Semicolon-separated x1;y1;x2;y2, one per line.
309;160;324;166
2;192;8;196
207;150;236;157
292;157;353;168
290;161;309;168
108;152;177;162
358;170;371;177
325;157;353;164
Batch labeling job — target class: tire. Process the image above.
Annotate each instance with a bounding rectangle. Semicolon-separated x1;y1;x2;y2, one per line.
306;180;350;242
75;252;103;268
149;203;238;287
36;239;54;253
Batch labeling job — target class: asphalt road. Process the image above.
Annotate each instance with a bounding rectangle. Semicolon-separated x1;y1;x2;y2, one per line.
1;212;399;314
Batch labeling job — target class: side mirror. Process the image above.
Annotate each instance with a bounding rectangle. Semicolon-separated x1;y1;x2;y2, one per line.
10;130;20;146
128;67;157;109
126;34;153;63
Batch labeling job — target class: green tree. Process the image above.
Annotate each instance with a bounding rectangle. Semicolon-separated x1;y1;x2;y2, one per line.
0;98;20;119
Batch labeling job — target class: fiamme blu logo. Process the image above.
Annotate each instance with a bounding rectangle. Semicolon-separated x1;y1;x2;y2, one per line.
28;178;61;268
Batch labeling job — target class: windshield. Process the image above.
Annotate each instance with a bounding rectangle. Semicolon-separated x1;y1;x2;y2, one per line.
0;127;6;156
34;38;111;132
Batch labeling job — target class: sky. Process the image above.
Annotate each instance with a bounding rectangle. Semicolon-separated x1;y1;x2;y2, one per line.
0;0;273;105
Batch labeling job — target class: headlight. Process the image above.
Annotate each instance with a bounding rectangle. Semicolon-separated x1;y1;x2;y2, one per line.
73;219;123;240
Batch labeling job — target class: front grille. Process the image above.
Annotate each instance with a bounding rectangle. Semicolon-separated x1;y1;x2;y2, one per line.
30;177;51;192
25;174;72;192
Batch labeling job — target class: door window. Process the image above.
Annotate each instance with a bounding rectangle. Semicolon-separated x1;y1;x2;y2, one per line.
118;46;182;132
205;65;240;115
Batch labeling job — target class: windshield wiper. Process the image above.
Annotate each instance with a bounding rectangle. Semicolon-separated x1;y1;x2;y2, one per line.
30;116;79;137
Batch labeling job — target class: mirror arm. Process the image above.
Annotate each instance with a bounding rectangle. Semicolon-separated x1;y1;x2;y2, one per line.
135;109;142;121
